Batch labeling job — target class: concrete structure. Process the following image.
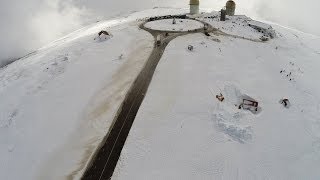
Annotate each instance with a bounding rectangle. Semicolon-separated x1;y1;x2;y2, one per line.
190;0;199;15
226;0;236;16
220;9;226;21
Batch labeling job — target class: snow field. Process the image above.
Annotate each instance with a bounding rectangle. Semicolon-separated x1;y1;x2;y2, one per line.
1;7;320;180
145;19;204;32
0;8;199;180
0;18;153;180
113;20;320;179
199;12;275;41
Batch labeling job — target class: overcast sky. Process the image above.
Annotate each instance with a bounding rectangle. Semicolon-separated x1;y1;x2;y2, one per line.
0;0;319;65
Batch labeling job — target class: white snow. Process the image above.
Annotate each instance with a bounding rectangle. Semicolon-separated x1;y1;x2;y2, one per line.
0;8;196;180
199;12;272;40
1;7;202;180
1;7;320;180
113;13;320;180
145;19;203;32
248;20;273;30
0;13;155;180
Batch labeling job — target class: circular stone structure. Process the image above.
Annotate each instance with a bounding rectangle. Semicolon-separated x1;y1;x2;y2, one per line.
144;19;204;32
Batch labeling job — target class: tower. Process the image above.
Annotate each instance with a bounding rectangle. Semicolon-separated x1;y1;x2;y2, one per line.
190;0;199;15
226;0;236;16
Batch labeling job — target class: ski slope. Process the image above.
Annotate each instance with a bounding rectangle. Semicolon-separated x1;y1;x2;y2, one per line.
112;13;320;180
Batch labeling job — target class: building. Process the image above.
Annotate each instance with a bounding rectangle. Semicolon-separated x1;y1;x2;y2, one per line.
226;0;236;16
190;0;199;15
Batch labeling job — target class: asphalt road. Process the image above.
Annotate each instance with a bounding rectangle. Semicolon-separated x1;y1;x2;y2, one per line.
81;22;197;180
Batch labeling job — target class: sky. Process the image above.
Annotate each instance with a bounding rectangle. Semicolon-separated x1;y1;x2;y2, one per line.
0;0;319;66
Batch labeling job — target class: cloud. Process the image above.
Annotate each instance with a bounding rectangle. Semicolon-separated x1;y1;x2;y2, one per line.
251;0;320;35
0;0;87;66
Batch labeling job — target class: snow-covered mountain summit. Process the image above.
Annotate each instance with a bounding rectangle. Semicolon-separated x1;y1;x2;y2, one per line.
1;8;320;180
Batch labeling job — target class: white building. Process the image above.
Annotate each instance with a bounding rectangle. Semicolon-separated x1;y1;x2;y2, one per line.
190;0;199;15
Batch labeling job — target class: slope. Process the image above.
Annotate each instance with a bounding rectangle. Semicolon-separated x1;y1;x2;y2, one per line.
112;13;320;180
